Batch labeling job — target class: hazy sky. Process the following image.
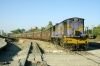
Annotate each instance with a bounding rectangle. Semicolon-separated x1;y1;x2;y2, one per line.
0;0;100;33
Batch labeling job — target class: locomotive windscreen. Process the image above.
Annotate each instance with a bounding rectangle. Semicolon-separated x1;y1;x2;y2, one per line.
66;18;84;37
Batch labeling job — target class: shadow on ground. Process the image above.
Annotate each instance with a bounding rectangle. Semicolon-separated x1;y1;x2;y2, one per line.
0;42;21;62
36;43;45;54
87;42;100;51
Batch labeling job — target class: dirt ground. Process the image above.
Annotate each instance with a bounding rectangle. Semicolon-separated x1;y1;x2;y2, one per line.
31;40;65;53
0;39;30;62
30;39;100;66
0;39;100;66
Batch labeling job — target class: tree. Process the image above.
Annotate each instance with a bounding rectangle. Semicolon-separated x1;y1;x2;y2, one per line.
26;28;34;33
48;21;53;26
34;27;40;32
11;29;22;34
21;29;25;33
41;27;45;31
45;21;53;30
26;27;40;32
93;25;100;36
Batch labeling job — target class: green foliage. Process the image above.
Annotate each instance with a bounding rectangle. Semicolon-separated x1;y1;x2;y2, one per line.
44;21;53;30
34;27;40;32
21;29;25;33
93;25;100;36
48;21;53;26
10;21;53;33
41;27;45;31
26;27;40;33
11;28;26;34
26;29;34;33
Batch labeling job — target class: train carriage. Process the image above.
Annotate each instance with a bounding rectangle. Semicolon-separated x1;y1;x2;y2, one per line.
21;33;27;39
41;30;46;40
46;28;52;41
26;33;31;39
42;28;52;41
26;32;33;39
33;31;42;40
16;34;22;38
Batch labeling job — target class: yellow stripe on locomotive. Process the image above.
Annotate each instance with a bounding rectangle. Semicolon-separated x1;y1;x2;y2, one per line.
63;38;88;44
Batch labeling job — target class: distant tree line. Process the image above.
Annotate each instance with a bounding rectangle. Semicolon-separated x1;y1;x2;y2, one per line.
10;21;53;34
11;29;25;34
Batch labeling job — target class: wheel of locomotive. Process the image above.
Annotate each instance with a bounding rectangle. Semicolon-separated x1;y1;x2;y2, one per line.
60;34;64;47
72;44;76;51
75;44;79;51
57;38;60;46
82;44;88;51
68;44;74;51
50;38;54;43
60;39;63;47
65;44;73;51
54;38;58;45
52;38;55;44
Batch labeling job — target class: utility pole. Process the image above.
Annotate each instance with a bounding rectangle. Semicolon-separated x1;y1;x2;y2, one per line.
87;26;89;35
84;26;85;34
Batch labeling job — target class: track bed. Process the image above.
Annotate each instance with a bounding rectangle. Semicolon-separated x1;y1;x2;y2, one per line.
0;39;100;66
31;40;100;66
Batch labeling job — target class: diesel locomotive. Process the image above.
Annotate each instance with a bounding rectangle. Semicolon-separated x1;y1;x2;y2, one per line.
10;17;89;50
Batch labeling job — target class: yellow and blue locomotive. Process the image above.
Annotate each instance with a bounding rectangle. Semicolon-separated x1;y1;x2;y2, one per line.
51;17;88;50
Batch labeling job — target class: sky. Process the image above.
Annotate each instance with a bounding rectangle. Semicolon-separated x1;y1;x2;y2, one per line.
0;0;100;33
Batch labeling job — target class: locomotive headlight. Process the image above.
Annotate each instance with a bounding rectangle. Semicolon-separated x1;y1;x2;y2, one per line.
74;18;79;23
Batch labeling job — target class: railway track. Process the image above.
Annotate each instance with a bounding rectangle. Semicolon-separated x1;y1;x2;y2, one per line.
26;42;48;66
70;46;100;66
55;44;100;66
26;40;100;66
74;51;100;65
0;41;47;66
